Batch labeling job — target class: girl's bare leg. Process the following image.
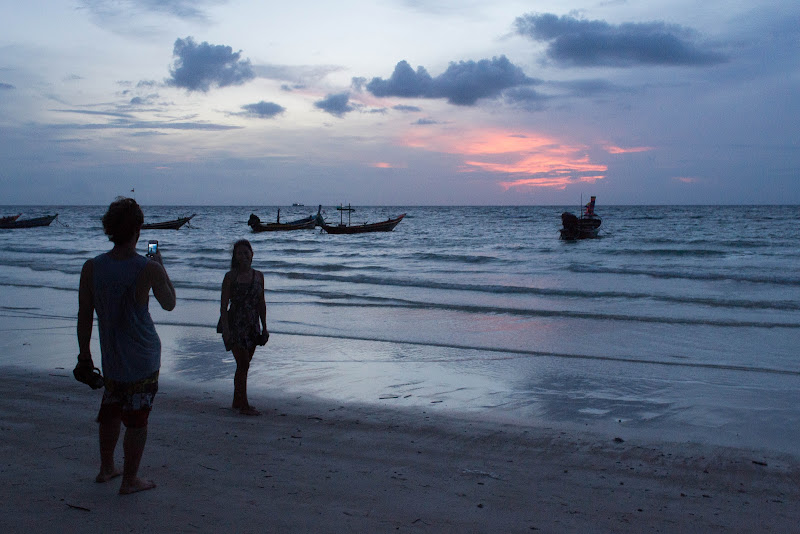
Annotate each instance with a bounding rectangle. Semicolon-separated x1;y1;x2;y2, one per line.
232;346;259;414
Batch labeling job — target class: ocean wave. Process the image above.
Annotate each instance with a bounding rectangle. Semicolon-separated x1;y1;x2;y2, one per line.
568;264;800;286
599;248;729;258
403;252;509;264
640;237;772;250
279;271;800;310
149;319;800;376
3;245;95;256
281;247;323;255
308;300;799;328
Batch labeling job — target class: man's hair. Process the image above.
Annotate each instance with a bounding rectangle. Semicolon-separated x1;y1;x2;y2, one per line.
102;197;144;244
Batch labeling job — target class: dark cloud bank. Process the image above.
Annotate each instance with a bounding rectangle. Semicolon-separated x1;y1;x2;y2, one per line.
515;13;727;67
167;37;255;92
314;93;354;117
366;56;537;105
240;101;285;118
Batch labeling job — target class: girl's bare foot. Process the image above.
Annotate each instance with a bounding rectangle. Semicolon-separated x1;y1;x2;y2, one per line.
95;467;122;483
119;478;156;495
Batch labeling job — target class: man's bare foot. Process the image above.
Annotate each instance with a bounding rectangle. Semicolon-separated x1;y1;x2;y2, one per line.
95;468;122;483
239;406;261;416
119;478;156;495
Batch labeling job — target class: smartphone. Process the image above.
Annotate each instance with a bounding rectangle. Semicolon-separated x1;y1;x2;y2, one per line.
147;240;158;256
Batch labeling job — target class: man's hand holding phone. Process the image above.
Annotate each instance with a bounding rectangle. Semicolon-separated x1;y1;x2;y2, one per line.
146;240;163;264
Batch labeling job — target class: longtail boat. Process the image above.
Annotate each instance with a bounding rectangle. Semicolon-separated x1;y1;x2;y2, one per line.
248;206;322;232
320;204;405;234
559;196;601;240
141;214;195;230
0;213;58;229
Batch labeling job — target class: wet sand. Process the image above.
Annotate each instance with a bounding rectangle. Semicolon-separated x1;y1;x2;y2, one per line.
1;366;798;533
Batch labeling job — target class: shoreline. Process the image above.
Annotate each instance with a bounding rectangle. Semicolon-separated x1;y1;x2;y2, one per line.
3;281;800;458
1;367;798;532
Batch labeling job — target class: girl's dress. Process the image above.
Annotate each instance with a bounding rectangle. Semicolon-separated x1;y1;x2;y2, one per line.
225;270;263;350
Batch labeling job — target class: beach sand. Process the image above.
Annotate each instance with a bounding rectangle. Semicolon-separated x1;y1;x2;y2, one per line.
1;285;799;532
1;366;798;533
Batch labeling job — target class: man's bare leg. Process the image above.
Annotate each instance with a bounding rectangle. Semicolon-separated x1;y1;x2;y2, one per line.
96;417;122;483
118;426;156;494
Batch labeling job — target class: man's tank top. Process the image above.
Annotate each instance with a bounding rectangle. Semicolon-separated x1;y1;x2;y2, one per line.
92;253;161;382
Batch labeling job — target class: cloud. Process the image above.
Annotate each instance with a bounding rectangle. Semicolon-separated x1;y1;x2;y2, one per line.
81;0;211;23
167;37;255;92
137;0;210;20
0;82;15;90
253;64;343;85
366;56;537;105
550;78;630;97
393;105;422;112
398;128;607;189
372;162;407;169
502;86;548;110
515;13;728;67
314;93;355;117
238;101;286;119
604;145;653;154
48;118;240;131
414;118;438;125
52;109;135;119
128;95;159;106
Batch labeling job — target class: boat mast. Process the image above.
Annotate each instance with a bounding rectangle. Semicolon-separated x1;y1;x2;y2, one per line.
337;203;355;226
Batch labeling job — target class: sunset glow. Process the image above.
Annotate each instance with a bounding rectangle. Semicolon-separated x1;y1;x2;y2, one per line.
400;128;607;190
605;145;654;154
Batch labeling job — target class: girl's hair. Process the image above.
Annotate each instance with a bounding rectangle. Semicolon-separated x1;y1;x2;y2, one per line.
230;239;253;270
102;197;144;244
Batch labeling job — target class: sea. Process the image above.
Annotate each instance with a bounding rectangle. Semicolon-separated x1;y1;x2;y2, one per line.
1;204;799;454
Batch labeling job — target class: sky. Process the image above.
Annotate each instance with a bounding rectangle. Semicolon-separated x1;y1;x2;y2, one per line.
1;0;798;206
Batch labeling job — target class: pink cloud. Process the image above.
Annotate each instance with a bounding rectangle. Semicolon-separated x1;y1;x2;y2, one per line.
371;162;408;169
399;128;607;190
605;145;654;154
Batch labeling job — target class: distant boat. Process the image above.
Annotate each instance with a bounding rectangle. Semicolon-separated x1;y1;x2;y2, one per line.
0;213;21;225
141;214;195;230
247;207;321;232
0;213;58;229
560;196;601;240
292;203;305;207
320;204;405;234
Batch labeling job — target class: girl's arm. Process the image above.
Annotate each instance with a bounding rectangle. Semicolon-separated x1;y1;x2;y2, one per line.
220;271;232;333
258;271;267;332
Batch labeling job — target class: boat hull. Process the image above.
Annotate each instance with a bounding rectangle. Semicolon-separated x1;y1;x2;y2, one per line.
559;212;601;240
0;214;58;229
250;218;317;232
141;215;195;230
248;212;318;232
321;214;405;234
